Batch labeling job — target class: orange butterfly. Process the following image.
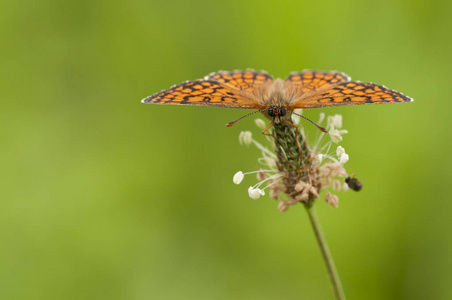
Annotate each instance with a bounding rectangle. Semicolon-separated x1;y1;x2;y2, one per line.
142;70;413;133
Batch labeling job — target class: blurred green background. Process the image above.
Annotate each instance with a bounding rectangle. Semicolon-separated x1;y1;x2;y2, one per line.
1;0;451;299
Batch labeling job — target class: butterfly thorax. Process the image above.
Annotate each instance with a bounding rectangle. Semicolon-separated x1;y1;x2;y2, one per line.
259;79;291;123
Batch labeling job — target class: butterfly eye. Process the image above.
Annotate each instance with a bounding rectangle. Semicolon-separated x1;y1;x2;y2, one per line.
267;107;275;117
280;107;287;116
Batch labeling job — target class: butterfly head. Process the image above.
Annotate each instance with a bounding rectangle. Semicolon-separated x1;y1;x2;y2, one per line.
266;106;287;124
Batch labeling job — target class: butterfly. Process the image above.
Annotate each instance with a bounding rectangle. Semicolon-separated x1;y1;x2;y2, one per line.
141;70;413;134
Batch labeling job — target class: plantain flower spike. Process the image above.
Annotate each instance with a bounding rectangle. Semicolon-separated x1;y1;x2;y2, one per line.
233;112;358;210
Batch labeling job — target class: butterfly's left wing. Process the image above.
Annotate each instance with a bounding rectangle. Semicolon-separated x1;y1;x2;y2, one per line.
287;81;413;109
285;70;351;93
142;80;263;109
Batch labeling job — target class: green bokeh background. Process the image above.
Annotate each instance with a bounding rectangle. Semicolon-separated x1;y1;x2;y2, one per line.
1;0;451;299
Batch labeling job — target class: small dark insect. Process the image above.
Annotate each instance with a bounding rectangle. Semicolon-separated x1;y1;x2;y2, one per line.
345;176;362;192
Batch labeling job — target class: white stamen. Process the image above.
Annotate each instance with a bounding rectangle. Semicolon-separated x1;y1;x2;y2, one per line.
327;114;343;129
266;157;277;168
327;116;335;129
333;114;343;128
250;140;277;158
340;153;349;164
254;118;266;130
291;109;303;124
253;173;282;189
343;182;349;191
329;129;343;143
318;112;325;124
248;187;265;199
239;131;253;146
336;146;345;158
263;177;282;190
233;171;244;184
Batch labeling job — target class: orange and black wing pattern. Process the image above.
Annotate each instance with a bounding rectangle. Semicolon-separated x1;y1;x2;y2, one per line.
288;81;413;109
206;70;273;92
285;70;350;93
141;79;262;109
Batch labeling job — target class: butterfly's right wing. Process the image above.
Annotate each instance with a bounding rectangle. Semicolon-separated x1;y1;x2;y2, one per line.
142;80;263;109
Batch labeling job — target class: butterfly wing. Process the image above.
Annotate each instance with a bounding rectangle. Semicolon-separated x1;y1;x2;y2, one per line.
285;70;351;93
206;70;273;92
287;81;413;109
142;79;263;109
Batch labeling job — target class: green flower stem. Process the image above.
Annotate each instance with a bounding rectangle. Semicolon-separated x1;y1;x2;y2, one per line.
303;203;345;300
271;122;344;298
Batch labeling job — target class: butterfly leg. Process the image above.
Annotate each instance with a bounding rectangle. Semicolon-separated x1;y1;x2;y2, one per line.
282;119;304;149
282;119;300;138
282;119;299;130
261;121;274;136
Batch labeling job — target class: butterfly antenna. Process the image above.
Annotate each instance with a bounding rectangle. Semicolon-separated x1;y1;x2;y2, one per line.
291;111;328;133
226;108;267;127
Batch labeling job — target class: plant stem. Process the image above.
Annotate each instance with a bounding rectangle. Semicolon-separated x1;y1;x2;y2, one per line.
303;203;345;300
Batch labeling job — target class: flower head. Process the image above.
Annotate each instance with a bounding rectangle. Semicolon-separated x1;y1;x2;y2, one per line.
233;112;358;210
